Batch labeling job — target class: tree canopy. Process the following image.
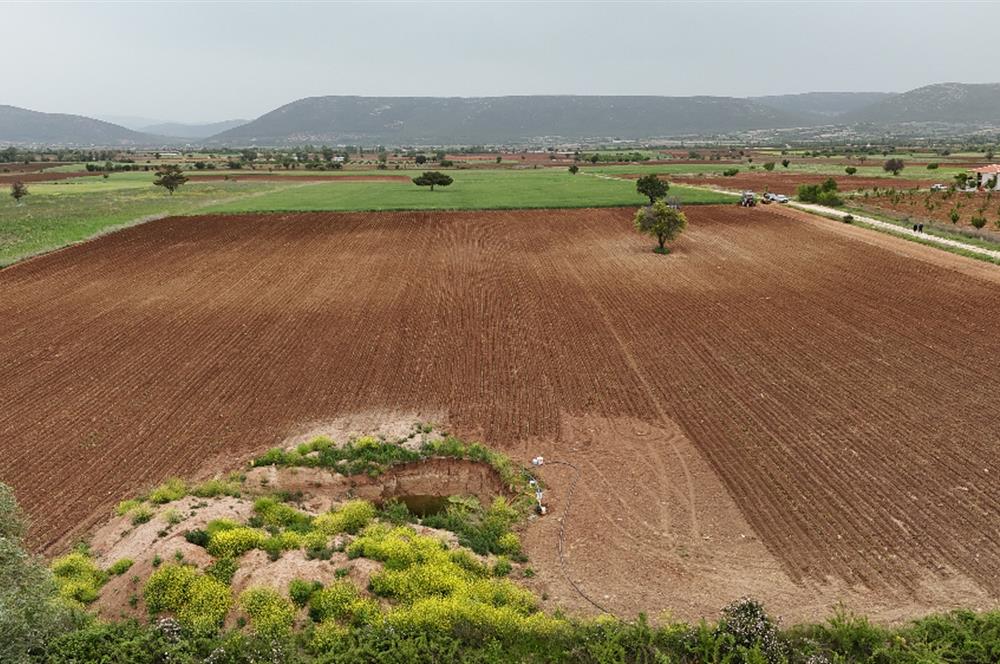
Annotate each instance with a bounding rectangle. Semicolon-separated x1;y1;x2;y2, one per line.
153;164;189;195
883;158;905;176
412;171;453;191
635;174;669;204
10;181;28;204
633;200;687;253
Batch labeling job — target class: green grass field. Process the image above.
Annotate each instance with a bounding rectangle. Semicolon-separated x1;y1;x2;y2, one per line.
198;168;735;214
0;180;292;266
1;168;734;266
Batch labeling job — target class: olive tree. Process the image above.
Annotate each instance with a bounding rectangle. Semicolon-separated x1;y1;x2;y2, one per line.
0;483;74;661
10;180;28;204
634;200;687;254
153;164;189;195
883;158;905;176
635;173;669;204
412;171;453;191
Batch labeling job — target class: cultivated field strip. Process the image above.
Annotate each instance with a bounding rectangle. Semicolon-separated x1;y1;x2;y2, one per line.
2;207;999;598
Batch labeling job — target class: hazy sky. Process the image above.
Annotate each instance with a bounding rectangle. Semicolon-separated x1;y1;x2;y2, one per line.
5;1;998;124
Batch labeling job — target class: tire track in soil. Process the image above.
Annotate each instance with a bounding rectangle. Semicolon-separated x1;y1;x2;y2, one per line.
2;207;1000;619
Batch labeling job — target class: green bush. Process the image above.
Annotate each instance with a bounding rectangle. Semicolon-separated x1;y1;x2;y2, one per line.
129;504;154;525
206;557;239;585
289;578;323;607
107;558;134;576
308;581;364;622
115;499;143;517
144;564;232;634
253;496;313;531
314;500;376;535
207;527;267;558
147;478;187;504
722;168;739;177
239;587;296;638
798;179;843;206
51;551;106;604
191;475;242;498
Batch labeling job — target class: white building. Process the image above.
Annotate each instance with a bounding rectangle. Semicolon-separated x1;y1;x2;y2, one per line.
971;164;1000;190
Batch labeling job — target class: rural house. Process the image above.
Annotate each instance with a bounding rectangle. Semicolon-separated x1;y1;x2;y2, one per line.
970;164;1000;190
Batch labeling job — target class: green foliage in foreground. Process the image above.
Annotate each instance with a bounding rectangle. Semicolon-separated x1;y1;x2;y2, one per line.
29;601;1000;664
4;480;1000;662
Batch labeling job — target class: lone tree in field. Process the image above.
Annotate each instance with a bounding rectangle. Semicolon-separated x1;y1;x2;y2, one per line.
883;158;905;176
634;199;687;254
153;164;189;195
412;171;453;191
845;166;857;175
636;173;669;204
568;164;579;174
10;181;28;205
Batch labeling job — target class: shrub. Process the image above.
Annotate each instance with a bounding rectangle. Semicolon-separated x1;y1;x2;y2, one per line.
492;557;513;577
116;499;143;516
163;508;183;526
51;551;106;604
107;558;134;576
239;587;296;638
178;575;233;634
763;162;775;171
379;498;415;525
184;529;210;547
289;578;323;607
308;581;362;622
314;500;376;535
191;476;242;498
207;527;267;558
971;216;987;229
254;497;313;531
205;518;240;536
568;164;579;174
845;166;857;175
797;179;843;206
129;504;154;525
927;162;939;169
148;478;187;504
308;620;350;653
144;564;231;634
842;215;854;224
206;557;239;585
715;597;784;662
722;168;739;177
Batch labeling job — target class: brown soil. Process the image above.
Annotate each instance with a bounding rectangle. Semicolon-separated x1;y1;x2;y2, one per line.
0;162;73;174
3;207;1000;622
186;174;411;183
668;172;939;195
0;171;97;184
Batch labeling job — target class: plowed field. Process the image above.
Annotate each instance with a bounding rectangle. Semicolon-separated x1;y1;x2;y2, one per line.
2;207;999;620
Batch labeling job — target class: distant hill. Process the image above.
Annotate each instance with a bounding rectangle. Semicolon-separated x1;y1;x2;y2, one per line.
753;92;894;121
0;105;162;146
139;119;248;139
208;95;807;145
842;83;1000;124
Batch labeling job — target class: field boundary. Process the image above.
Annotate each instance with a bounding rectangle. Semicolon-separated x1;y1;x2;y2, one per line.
790;201;1000;262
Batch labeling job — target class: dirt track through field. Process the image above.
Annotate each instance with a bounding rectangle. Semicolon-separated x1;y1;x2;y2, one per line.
2;206;1000;621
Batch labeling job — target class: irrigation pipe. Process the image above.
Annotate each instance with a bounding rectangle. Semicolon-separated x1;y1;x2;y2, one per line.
528;457;618;618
